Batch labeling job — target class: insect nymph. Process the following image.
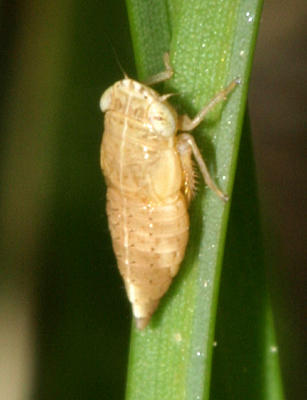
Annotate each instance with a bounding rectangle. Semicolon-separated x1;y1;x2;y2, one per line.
100;54;238;329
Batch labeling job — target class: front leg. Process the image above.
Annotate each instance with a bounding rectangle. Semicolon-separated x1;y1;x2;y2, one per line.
143;53;174;86
177;134;228;202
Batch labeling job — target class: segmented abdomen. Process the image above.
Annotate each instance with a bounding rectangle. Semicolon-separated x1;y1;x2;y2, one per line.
106;186;189;329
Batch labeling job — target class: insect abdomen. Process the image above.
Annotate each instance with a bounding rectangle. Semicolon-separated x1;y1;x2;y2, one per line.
106;187;189;329
100;79;191;329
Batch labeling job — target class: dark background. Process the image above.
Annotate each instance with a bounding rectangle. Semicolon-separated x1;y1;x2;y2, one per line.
249;3;306;396
0;1;305;399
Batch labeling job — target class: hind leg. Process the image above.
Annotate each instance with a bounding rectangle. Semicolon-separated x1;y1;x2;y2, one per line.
177;134;228;202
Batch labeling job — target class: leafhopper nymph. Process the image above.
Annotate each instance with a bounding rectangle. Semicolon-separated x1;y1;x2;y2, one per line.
100;54;238;329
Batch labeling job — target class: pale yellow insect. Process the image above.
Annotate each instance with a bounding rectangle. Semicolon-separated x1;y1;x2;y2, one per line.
100;54;238;329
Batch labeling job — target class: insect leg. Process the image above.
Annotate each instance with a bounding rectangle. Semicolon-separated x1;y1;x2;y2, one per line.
178;79;240;131
176;136;196;204
177;133;228;202
143;53;174;86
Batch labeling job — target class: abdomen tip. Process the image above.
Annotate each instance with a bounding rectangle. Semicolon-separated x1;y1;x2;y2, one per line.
135;316;151;330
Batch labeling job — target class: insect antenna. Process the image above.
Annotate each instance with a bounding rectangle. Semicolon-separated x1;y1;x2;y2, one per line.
111;45;128;78
103;31;129;78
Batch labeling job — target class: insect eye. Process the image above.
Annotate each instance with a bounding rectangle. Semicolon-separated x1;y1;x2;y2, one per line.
100;86;113;112
148;102;176;137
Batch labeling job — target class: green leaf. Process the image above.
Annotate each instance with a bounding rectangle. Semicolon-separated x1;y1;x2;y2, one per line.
124;1;284;400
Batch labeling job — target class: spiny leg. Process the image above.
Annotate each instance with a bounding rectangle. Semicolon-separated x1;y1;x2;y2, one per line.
177;134;228;202
143;53;173;86
176;79;240;201
178;79;240;131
